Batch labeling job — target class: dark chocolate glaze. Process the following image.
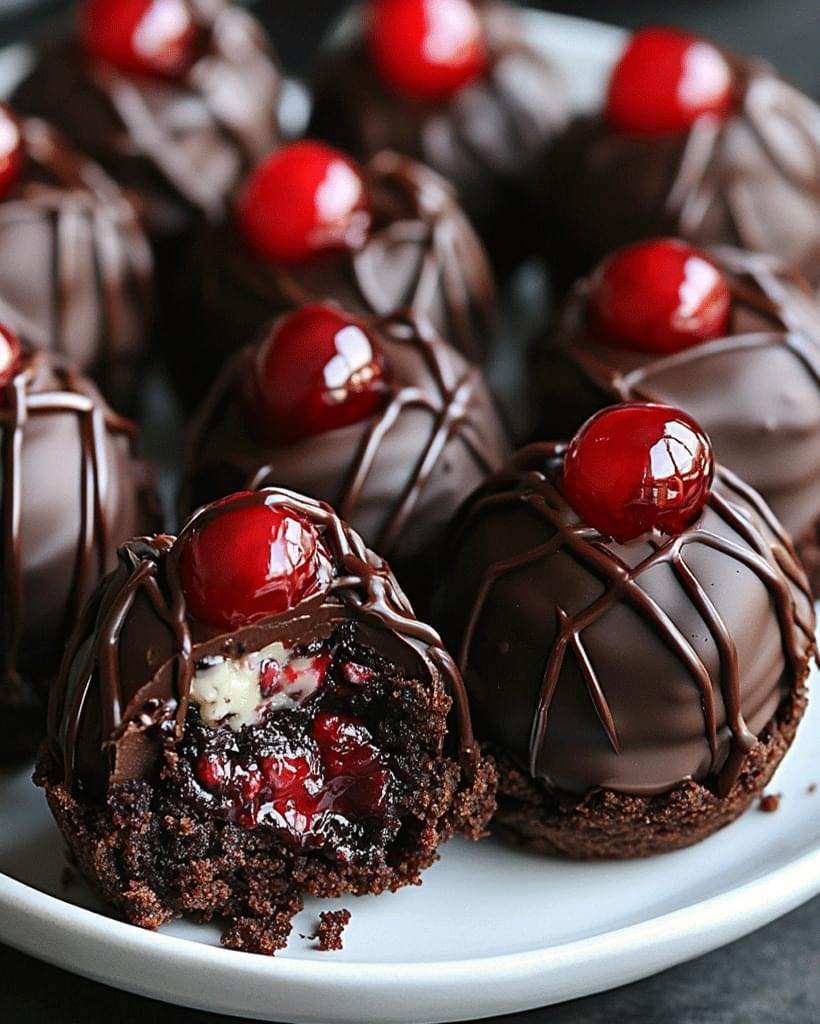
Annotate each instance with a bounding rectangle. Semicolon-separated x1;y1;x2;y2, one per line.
0;348;158;758
536;60;820;287
309;0;568;274
0;118;153;412
173;151;496;405
437;445;815;797
48;488;478;798
12;0;281;245
180;313;510;599
537;246;820;547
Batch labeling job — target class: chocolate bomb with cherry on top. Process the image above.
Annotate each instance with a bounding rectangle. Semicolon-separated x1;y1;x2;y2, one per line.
310;0;568;275
0;332;158;760
436;404;816;858
171;143;495;405
180;304;510;605
39;489;496;954
0;106;152;413
535;240;820;590
534;27;820;288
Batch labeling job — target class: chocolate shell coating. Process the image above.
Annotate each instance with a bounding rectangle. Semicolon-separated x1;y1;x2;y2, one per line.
12;0;281;246
309;0;568;274
536;61;820;287
0;118;153;412
536;247;820;565
47;488;479;799
172;151;496;405
180;314;510;601
1;349;158;759
436;445;815;798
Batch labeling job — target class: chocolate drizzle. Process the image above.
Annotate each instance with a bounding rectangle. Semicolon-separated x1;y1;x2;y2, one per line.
181;312;509;591
50;489;478;794
0;119;153;411
1;348;157;733
441;445;815;797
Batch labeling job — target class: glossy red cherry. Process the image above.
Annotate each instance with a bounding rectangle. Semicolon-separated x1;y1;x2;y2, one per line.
367;0;489;101
0;324;22;386
178;494;330;630
252;305;391;443
606;27;734;134
562;403;714;542
589;239;732;355
237;142;371;265
79;0;200;80
0;105;23;203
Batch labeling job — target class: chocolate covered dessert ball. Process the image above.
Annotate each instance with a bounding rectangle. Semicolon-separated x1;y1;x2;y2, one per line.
174;142;495;404
536;240;820;588
535;27;820;287
39;488;496;953
0;335;158;760
0;108;152;412
437;404;816;858
13;0;281;251
181;303;510;602
310;0;568;273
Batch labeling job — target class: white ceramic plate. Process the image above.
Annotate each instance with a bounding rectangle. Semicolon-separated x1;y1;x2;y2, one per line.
1;11;819;1024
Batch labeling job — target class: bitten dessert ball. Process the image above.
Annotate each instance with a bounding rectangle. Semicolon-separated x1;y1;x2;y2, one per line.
0;335;158;760
535;26;820;287
39;489;496;954
12;0;281;251
180;303;510;603
310;0;568;274
436;403;816;858
172;143;495;404
0;108;152;412
535;240;820;590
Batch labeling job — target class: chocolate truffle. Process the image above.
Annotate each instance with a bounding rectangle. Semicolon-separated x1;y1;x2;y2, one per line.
535;26;820;288
0;111;153;412
12;0;281;250
309;0;568;274
181;304;510;603
39;489;496;954
173;144;495;404
536;242;820;588
436;405;816;858
0;341;158;760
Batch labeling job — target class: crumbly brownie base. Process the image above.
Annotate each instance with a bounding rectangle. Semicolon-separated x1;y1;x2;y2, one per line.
795;518;820;597
491;682;809;859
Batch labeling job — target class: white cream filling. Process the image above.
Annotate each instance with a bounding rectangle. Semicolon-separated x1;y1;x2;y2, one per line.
190;641;327;731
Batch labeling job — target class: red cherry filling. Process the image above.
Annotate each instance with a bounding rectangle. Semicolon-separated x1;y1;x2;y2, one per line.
0;324;23;386
178;494;331;631
606;27;734;134
252;305;391;443
562;403;714;542
0;105;22;203
237;142;371;265
589;239;732;355
78;0;200;80
367;0;489;101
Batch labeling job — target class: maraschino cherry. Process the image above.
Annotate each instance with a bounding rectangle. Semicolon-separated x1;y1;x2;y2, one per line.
0;324;22;386
0;105;23;202
237;142;371;265
79;0;200;80
589;239;732;354
368;0;489;101
607;27;734;134
562;403;714;542
252;305;391;443
178;493;330;630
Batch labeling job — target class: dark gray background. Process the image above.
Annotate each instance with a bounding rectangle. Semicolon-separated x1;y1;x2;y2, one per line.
0;2;818;1022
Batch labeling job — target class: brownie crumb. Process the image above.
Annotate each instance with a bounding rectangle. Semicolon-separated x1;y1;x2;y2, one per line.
758;793;781;813
311;909;352;951
806;783;817;795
